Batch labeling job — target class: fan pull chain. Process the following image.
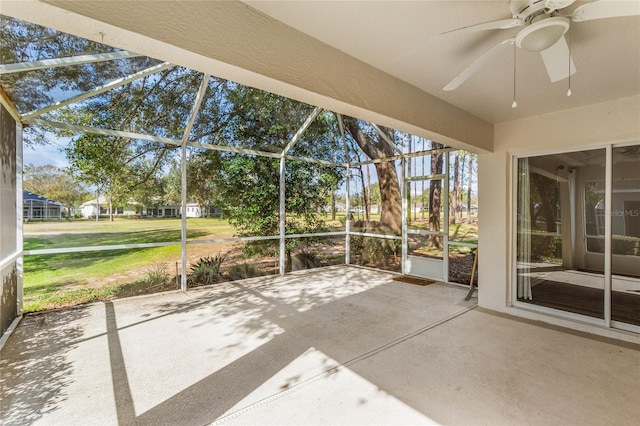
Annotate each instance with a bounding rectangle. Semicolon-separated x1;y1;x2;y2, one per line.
567;28;572;97
512;41;518;108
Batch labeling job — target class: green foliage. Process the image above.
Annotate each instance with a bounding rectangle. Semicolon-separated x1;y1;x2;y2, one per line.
227;263;260;281
186;151;224;216
22;264;176;313
23;285;118;313
287;251;321;272
192;89;344;255
350;235;400;267
613;238;640;256
141;264;171;287
188;254;226;286
529;234;562;262
23;164;89;218
0;16;158;114
219;155;280;236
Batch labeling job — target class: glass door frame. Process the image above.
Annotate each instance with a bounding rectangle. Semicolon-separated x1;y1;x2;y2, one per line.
511;142;640;334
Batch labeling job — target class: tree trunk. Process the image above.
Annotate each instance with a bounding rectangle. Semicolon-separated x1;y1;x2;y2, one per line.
358;165;370;224
429;142;444;248
450;151;464;224
467;154;473;222
531;173;558;233
365;163;371;222
451;150;460;224
343;117;402;235
331;192;336;221
421;138;426;220
407;135;412;225
376;160;402;234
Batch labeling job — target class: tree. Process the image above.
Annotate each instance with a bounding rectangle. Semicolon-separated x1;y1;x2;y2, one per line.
429;141;445;248
57;66;214;220
23;164;88;219
450;150;462;224
0;16;160;146
530;173;559;232
131;174;165;215
162;160;182;206
342;117;402;235
186;151;222;217
188;88;343;261
367;182;381;210
4;17;408;245
466;153;477;222
66;135;131;221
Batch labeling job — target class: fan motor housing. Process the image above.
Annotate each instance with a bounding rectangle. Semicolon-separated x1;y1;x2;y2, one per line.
516;16;570;51
510;0;548;20
510;0;575;20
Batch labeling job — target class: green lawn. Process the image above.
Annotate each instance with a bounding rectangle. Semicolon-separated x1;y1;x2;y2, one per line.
22;215;478;312
24;217;236;250
23;217;235;312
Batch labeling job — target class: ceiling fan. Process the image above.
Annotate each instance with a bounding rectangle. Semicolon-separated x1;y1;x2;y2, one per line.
442;0;640;91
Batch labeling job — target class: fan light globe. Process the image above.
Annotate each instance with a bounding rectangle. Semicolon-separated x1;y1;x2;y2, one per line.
516;17;570;52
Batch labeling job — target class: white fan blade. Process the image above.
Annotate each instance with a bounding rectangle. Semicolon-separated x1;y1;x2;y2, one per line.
440;18;524;37
572;0;640;22
444;39;515;91
540;36;576;82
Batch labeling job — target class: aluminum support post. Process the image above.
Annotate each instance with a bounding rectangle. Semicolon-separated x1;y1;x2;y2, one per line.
604;145;612;326
0;51;141;74
180;74;210;291
279;157;286;275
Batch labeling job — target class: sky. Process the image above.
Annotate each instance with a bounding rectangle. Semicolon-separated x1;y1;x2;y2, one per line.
23;135;70;169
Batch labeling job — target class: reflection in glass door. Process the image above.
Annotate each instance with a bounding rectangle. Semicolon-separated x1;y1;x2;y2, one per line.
515;145;640;331
610;147;640;327
516;150;606;320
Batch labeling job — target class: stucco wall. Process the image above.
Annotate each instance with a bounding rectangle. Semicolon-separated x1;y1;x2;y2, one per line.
0;103;18;338
477;95;640;315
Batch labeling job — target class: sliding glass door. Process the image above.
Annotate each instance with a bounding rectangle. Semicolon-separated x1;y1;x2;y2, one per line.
610;147;640;328
514;144;639;331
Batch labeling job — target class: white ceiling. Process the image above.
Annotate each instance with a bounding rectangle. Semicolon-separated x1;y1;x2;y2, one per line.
243;0;640;124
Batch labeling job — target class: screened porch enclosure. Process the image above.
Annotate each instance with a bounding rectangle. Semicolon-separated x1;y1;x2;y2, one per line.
0;16;478;314
22;191;62;220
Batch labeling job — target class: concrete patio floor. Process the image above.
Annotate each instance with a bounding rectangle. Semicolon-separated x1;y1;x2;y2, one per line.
1;265;638;425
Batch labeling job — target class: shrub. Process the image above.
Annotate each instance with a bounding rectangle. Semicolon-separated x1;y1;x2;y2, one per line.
142;264;172;287
529;234;561;261
188;254;226;286
350;235;400;268
288;251;321;272
613;238;640;256
227;262;260;281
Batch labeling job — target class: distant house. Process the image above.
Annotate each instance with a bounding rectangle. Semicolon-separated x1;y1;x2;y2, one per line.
80;197;222;218
23;190;62;220
184;203;201;218
183;203;223;218
144;205;180;218
80;197;140;218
